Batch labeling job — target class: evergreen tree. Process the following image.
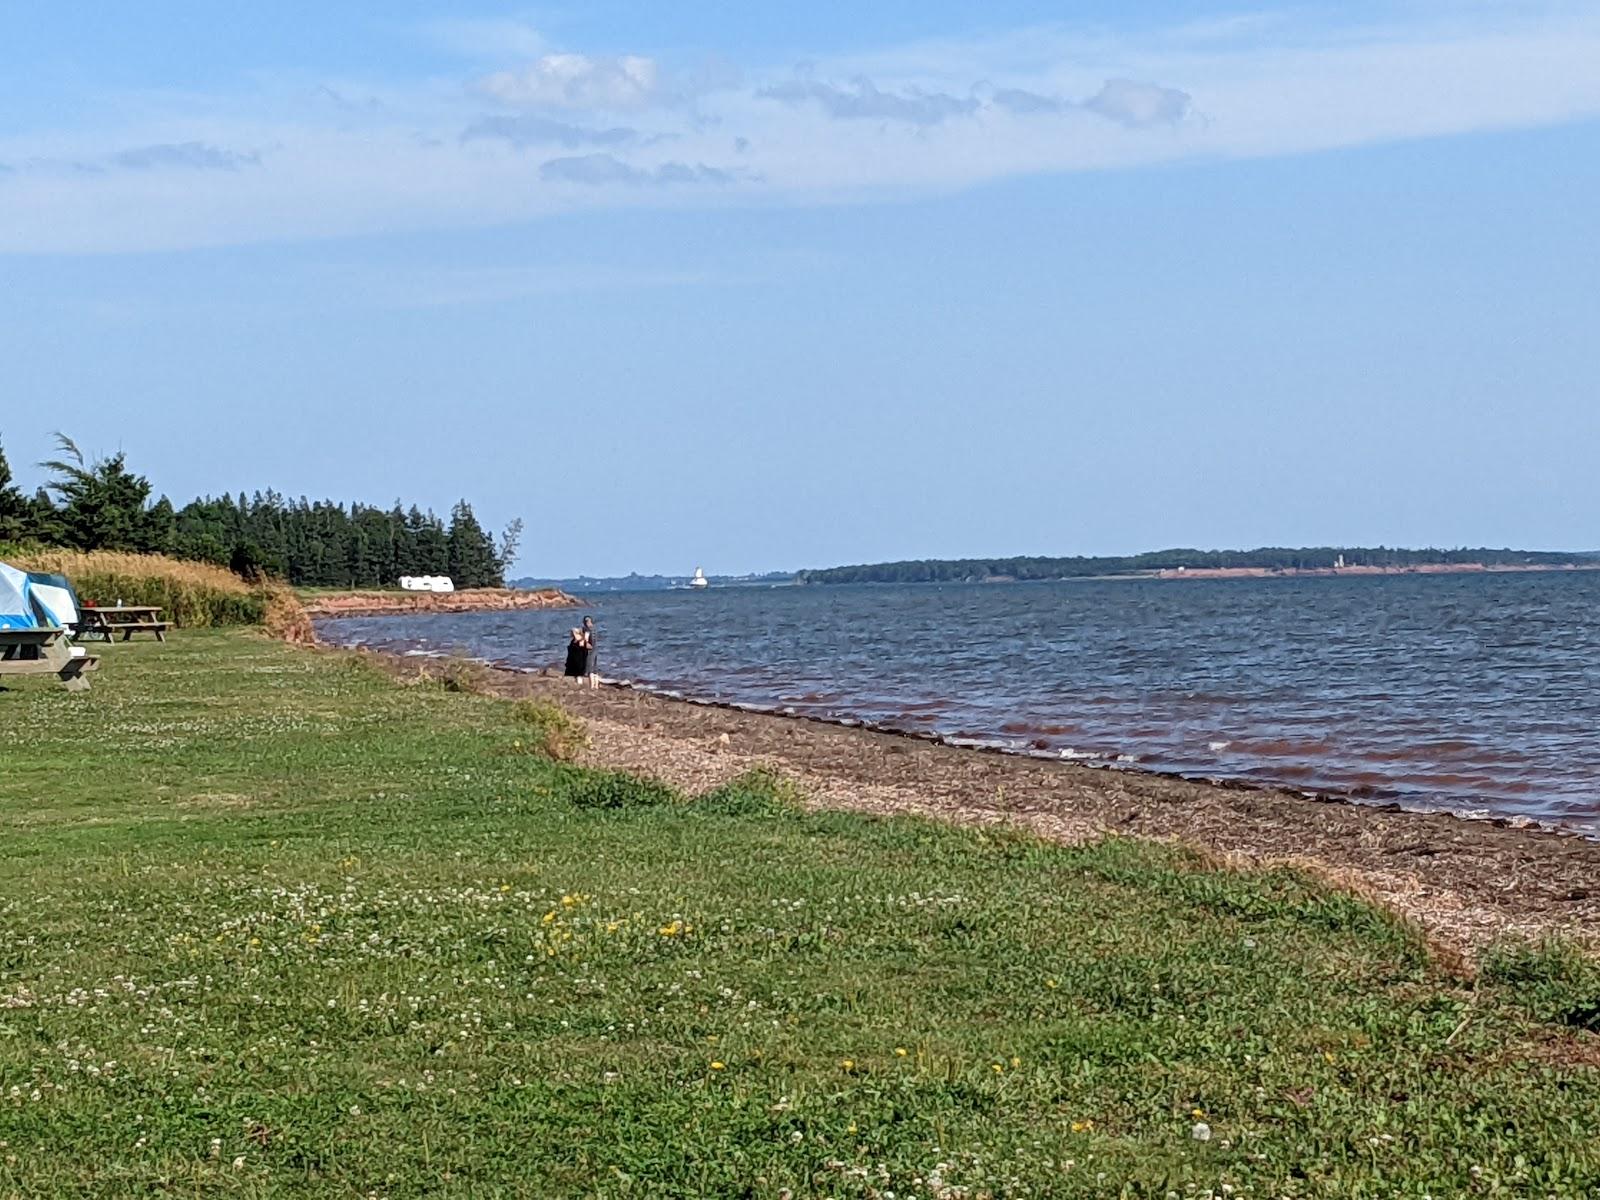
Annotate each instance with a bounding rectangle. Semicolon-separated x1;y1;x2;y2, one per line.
40;436;156;551
447;500;500;587
411;507;449;575
28;488;64;545
142;496;177;555
0;439;34;542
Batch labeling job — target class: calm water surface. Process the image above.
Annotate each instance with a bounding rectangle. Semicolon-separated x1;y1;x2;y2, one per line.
317;573;1600;833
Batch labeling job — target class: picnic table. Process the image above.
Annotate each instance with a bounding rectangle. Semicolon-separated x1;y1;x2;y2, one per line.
78;605;169;642
0;627;99;691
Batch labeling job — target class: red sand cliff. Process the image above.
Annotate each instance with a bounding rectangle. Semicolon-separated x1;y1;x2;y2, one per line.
301;587;582;619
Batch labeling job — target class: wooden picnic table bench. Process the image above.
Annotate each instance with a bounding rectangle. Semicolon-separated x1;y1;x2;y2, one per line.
78;605;169;642
0;627;99;692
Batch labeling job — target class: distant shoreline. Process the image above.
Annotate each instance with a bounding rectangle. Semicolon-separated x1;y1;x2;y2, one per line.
1150;561;1600;581
791;562;1600;585
796;546;1599;587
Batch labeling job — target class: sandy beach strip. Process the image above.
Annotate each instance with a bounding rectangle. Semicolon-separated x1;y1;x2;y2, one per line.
367;651;1600;960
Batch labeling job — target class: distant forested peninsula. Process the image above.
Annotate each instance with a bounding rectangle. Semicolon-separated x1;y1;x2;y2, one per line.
795;547;1599;585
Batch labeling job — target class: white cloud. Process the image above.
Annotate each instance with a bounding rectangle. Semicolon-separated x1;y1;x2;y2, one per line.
1082;79;1192;127
6;5;1600;253
481;54;664;111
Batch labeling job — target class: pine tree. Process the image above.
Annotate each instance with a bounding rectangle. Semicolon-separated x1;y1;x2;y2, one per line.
447;500;499;587
412;508;449;575
143;496;177;555
40;436;156;551
0;438;34;542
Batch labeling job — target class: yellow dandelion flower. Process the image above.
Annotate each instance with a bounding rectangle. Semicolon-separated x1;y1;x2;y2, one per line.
605;921;621;933
541;911;557;925
561;894;576;908
249;937;261;947
992;1063;1004;1074
1046;978;1058;989
500;884;510;894
840;1059;855;1071
1010;1056;1021;1068
1191;1108;1205;1119
847;1122;857;1133
710;1061;725;1071
894;1047;909;1058
1324;1051;1336;1063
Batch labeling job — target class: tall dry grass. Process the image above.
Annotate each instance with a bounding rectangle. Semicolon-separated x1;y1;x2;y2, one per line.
6;549;267;628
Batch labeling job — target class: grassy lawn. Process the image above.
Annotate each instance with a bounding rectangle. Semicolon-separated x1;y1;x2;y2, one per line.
1;631;1597;1198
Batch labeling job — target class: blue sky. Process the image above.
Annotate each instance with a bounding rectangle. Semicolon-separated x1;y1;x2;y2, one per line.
3;3;1598;575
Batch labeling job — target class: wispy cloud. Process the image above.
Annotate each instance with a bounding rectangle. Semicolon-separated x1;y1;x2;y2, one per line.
5;5;1600;253
111;142;260;171
461;115;640;150
986;79;1192;125
1082;80;1192;127
759;77;979;125
538;153;734;186
481;54;665;110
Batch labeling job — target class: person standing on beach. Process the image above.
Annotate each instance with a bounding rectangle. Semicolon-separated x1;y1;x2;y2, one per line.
563;616;599;690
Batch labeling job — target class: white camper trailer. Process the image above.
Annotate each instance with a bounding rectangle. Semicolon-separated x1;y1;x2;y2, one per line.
399;575;456;593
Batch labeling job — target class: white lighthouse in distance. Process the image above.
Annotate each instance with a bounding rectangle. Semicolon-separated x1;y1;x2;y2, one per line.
689;567;709;589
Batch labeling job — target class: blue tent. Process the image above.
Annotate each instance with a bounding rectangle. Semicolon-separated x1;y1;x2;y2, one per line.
27;573;82;631
0;562;39;630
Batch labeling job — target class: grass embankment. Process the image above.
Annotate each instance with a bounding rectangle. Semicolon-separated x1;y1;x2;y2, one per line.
2;632;1598;1197
2;549;312;642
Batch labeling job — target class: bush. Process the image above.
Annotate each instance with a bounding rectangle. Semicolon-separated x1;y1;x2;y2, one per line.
512;699;589;762
428;656;496;695
7;549;266;628
261;586;314;645
566;770;678;810
1482;939;1600;1030
695;768;802;817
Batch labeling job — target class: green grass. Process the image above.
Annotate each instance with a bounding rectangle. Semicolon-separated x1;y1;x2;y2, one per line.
1;631;1597;1198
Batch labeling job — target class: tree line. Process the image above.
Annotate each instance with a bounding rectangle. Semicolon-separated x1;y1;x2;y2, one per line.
0;434;521;589
796;546;1595;585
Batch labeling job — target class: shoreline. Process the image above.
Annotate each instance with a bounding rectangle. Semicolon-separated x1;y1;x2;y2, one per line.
359;645;1600;958
792;562;1600;584
298;586;581;619
1154;562;1600;581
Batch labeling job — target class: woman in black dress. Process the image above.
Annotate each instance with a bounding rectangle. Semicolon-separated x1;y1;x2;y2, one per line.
563;616;598;689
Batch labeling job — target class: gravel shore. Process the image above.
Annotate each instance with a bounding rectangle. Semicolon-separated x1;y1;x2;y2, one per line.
375;651;1600;960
